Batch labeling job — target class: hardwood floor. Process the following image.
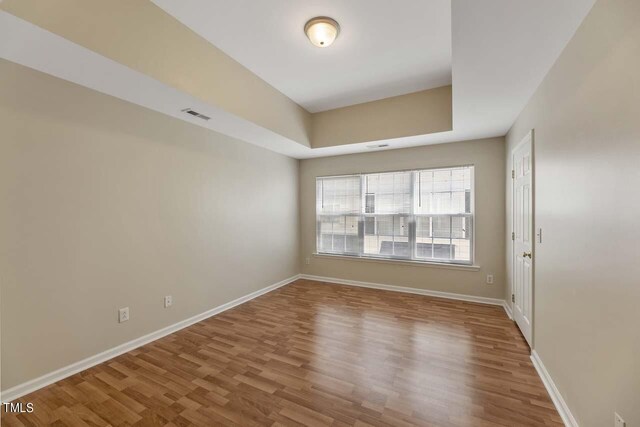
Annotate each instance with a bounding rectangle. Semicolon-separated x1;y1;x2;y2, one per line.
1;279;561;426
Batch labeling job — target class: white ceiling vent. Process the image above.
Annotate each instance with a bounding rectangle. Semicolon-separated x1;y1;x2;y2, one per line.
181;108;211;121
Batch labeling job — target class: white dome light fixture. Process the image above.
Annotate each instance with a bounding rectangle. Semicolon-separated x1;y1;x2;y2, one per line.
304;17;340;48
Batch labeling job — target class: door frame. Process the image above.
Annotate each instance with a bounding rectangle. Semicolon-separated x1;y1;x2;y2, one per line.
511;129;535;347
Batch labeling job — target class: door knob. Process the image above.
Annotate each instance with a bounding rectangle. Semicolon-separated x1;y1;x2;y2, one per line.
522;252;532;258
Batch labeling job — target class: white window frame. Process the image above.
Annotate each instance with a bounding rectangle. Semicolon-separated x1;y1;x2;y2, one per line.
315;165;475;266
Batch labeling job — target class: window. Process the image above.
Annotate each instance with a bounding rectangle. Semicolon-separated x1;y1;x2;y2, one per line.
316;166;474;265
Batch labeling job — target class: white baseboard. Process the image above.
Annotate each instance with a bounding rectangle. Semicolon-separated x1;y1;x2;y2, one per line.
1;274;301;402
530;350;579;427
503;301;514;319
300;274;505;306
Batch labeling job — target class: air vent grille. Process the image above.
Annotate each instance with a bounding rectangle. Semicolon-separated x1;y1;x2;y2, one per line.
181;108;211;121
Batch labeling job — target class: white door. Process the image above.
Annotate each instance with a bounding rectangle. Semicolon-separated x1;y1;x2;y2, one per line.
512;131;533;346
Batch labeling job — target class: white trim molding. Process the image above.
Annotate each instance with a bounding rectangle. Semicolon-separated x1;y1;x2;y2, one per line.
313;253;481;271
503;301;514;320
530;350;579;427
300;274;504;306
1;274;301;402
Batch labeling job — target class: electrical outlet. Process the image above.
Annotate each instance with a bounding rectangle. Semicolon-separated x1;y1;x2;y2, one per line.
615;413;625;427
118;307;129;323
486;274;494;285
305;257;310;265
164;295;172;308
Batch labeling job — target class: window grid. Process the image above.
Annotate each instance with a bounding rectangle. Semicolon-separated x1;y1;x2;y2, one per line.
316;166;474;265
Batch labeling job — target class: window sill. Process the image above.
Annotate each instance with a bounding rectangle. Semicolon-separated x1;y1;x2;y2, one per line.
312;253;481;271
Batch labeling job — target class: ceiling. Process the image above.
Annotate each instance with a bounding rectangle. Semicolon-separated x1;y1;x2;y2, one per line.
152;0;452;113
450;0;597;141
0;0;596;159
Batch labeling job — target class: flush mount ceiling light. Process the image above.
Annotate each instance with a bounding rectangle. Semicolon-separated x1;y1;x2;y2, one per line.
304;17;340;48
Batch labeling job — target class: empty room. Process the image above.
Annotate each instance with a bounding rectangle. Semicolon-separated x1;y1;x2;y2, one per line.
0;0;638;426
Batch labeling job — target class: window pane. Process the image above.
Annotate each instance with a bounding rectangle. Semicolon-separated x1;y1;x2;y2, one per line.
317;175;361;215
364;216;375;234
452;238;472;262
363;171;411;214
451;216;468;239
415;215;472;263
432;216;451;238
316;166;473;265
432;237;453;260
415;167;472;215
451;168;470;191
365;193;375;213
317;214;359;254
363;215;409;258
433;170;452;192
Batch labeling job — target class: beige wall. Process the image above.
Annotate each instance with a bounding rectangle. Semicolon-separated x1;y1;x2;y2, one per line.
312;86;452;148
0;60;300;390
505;0;640;425
300;138;506;299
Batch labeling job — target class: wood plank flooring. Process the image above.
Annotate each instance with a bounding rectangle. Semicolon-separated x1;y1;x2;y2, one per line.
1;279;562;426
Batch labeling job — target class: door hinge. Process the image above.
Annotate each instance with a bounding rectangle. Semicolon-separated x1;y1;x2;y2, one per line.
511;294;515;303
511;169;515;179
511;231;515;241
